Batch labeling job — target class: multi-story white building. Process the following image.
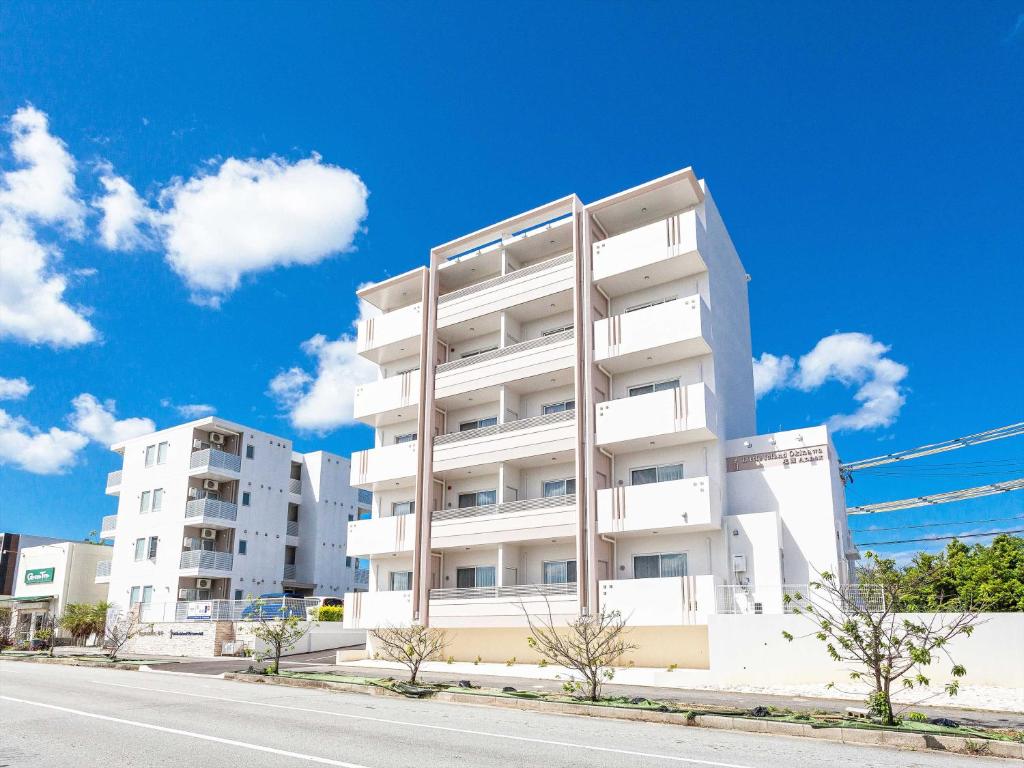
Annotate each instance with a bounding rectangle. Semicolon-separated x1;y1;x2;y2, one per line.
343;168;858;663
98;417;370;612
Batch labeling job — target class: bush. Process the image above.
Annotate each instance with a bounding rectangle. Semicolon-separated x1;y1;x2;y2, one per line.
905;711;928;722
316;606;344;622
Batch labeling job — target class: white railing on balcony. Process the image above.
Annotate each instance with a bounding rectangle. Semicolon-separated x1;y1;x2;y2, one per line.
430;582;577;600
432;493;576;522
353;568;369;587
185;497;238;522
95;560;112;578
179;550;233;571
434;409;575;446
715;584;885;615
288;478;302;494
436;330;573;374
106;470;122;487
286;520;299;537
283;564;298;580
190;448;241;473
438;252;574;304
140;597;321;623
100;514;117;533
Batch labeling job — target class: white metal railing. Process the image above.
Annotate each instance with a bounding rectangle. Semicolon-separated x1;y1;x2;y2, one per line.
106;470;122;487
354;568;369;586
430;582;577;600
286;520;299;536
283;564;297;580
179;550;233;571
438;252;574;304
436;329;574;374
100;514;117;532
432;493;576;522
140;597;322;623
288;478;302;494
95;560;112;578
434;409;575;446
715;584;886;614
185;497;238;522
190;448;241;473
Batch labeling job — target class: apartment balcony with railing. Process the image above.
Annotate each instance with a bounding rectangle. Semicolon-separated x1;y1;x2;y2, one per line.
184;496;238;527
286;520;300;537
105;470;122;496
288;477;302;495
179;549;233;573
347;512;415;558
595;383;717;452
350;440;418;490
599;575;718;625
353;368;420;425
100;514;117;538
594;295;711;373
283;563;297;581
433;409;577;473
592;209;708;297
95;560;112;583
597;477;720;536
430;582;578;628
188;447;242;481
356;301;423;364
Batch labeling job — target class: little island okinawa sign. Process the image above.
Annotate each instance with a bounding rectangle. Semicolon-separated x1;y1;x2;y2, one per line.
24;567;55;585
727;444;827;472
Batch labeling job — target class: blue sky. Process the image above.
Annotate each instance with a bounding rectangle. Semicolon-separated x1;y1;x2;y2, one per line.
1;3;1021;562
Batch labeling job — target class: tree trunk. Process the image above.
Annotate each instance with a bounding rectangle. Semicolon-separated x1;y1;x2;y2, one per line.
274;643;282;675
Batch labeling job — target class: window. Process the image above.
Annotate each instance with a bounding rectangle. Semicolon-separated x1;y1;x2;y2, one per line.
129;586;141;605
144;445;156;467
152;488;164;512
358;489;373;506
456;566;495;588
238;540;247;555
147;536;158;560
156;441;169;465
139;490;151;513
457;490;496;508
634;553;687;579
542;560;577;584
142;586;154;604
459;417;497;432
627;378;680;397
394;432;416;444
346;557;352;567
543;478;576;497
630;463;684;486
234;589;244;601
392;501;414;517
389;571;413;591
625;295;677;313
460;346;497;359
541;324;573;336
542;400;575;414
245;444;255;459
134;538;146;561
241;491;251;506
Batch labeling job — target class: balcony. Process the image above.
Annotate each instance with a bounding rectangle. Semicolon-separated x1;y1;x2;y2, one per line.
594;296;711;373
595;383;717;452
188;448;241;481
599;575;718;626
354;369;420;425
434;330;575;401
179;550;233;572
343;589;413;629
105;470;122;496
592;210;707;296
432;495;577;548
288;478;302;495
430;582;578;628
347;514;415;558
597;477;719;536
184;497;237;527
433;410;576;473
95;560;112;583
283;564;297;581
100;514;117;538
350;441;418;490
437;253;575;329
356;301;422;364
286;520;299;537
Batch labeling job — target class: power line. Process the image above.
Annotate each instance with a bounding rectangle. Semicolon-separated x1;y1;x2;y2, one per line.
851;514;1024;534
846;478;1024;515
858;527;1024;547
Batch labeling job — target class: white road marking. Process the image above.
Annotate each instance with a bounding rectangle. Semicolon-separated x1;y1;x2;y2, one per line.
0;695;371;767
93;679;758;768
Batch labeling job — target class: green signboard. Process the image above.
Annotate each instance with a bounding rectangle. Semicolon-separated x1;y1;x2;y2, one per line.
24;567;55;585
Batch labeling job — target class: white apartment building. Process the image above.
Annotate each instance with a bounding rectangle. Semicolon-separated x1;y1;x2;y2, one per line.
98;417;370;612
343;168;858;664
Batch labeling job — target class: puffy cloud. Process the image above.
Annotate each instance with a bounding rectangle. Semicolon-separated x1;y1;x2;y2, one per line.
753;332;908;432
175;403;217;419
0;376;33;401
93;168;153;250
0;409;89;474
0;106;98;347
67;393;155;446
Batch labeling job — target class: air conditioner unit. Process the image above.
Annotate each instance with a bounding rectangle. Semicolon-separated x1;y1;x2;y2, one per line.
193;439;205;450
196;578;212;589
209;432;225;445
732;554;747;573
178;588;190;599
203;479;220;491
187;487;199;499
200;528;217;540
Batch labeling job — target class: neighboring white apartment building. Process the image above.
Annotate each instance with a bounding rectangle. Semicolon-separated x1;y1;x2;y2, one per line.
98;417;370;612
343;168;858;664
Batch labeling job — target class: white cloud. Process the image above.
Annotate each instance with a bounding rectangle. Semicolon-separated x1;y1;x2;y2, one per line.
67;393;155;446
0;376;32;401
752;332;908;432
93;167;153;250
176;403;217;419
0;408;89;474
0;106;98;347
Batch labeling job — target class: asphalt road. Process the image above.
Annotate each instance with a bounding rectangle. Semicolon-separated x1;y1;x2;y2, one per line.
0;661;1006;768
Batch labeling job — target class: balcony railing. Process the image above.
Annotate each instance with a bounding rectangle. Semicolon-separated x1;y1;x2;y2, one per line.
100;514;117;533
106;470;122;487
286;520;299;537
190;448;241;473
432;493;576;522
353;568;369;587
179;550;233;571
283;564;297;580
185;497;238;522
434;409;575;446
435;329;573;374
430;582;577;600
288;478;302;494
438;252;574;304
95;560;112;578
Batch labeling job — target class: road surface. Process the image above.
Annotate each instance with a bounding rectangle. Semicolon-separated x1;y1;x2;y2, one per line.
0;661;1005;767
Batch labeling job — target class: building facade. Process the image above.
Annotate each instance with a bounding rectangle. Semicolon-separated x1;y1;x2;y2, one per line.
343;168;857;661
98;417;370;613
0;532;67;595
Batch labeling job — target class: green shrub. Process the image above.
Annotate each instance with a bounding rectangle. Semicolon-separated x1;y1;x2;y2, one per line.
316;605;344;622
905;711;928;722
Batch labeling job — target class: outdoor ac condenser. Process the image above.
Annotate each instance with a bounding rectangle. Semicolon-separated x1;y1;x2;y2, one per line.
203;479;220;491
209;432;225;445
200;528;216;540
196;578;212;589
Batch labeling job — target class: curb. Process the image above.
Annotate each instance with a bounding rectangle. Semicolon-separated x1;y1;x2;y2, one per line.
223;673;1024;760
1;655;147;671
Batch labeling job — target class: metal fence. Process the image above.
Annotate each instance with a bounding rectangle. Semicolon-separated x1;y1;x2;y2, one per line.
179;550;233;570
189;448;241;473
138;597;323;623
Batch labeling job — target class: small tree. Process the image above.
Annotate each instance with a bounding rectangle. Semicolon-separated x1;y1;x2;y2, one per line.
247;598;311;674
104;609;148;660
61;601;112;646
521;602;636;701
783;553;981;725
369;623;449;683
0;607;13;654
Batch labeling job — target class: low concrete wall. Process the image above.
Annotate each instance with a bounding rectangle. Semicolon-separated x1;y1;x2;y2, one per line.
124;621;233;657
234;622;365;656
